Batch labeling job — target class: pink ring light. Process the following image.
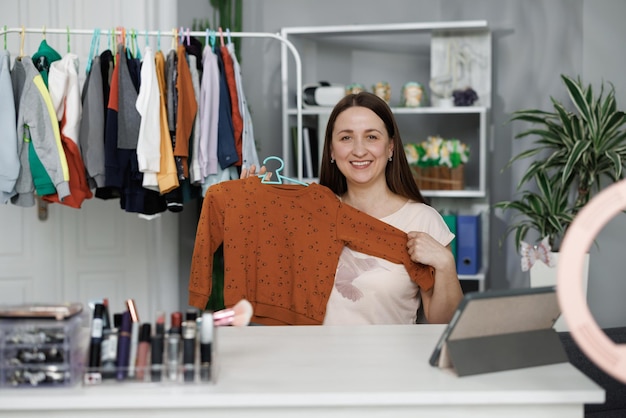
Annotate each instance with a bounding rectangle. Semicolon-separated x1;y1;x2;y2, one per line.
557;178;626;384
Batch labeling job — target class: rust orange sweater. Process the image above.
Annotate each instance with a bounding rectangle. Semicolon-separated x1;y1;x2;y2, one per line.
188;177;434;325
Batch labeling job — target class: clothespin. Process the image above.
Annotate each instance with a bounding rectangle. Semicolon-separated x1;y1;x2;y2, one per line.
186;27;190;46
179;26;184;45
218;26;224;47
145;29;149;49
171;28;177;50
66;25;71;53
205;28;210;47
42;25;46;40
226;28;232;45
157;30;161;51
19;26;25;57
3;25;7;50
86;28;101;75
209;30;216;49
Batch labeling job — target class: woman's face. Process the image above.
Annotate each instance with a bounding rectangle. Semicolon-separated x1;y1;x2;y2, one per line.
330;106;393;188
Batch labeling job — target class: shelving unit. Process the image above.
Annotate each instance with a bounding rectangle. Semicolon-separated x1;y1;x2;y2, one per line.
280;21;491;290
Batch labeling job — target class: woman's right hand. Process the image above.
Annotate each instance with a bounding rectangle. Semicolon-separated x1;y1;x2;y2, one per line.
240;164;269;180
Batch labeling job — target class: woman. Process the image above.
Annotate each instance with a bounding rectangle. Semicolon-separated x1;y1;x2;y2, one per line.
243;92;462;324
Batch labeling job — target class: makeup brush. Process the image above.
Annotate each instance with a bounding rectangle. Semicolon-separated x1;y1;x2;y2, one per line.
213;299;253;326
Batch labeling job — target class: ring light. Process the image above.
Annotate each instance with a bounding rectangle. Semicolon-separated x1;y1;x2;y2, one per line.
558;178;626;384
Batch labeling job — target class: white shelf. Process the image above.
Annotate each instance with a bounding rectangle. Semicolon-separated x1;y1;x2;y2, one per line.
281;21;492;291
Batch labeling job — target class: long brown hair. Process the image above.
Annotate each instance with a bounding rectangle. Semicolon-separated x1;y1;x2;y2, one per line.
318;92;425;203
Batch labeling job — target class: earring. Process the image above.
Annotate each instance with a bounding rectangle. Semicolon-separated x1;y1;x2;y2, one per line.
388;156;393;162
330;158;335;164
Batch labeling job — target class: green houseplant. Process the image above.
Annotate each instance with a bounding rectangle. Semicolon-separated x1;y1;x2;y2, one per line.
495;74;626;254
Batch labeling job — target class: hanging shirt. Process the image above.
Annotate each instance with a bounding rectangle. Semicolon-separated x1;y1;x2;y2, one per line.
11;56;70;207
154;50;179;195
136;46;161;191
174;44;198;179
0;50;18;203
199;44;220;179
214;44;238;169
188;177;435;325
45;53;93;208
188;54;203;185
226;42;260;170
78;54;106;189
220;44;243;166
323;202;455;325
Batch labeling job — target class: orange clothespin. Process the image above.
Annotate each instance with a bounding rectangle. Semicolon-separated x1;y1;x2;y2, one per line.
218;26;224;48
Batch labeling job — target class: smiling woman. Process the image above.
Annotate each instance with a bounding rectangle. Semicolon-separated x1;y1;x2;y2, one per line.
318;92;463;325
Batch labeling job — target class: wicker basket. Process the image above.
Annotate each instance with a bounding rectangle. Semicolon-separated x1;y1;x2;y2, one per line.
411;165;464;190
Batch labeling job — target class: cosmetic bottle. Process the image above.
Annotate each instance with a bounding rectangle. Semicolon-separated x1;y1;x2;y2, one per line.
167;311;182;381
100;313;121;379
88;303;105;370
151;312;166;382
135;323;151;381
182;309;198;382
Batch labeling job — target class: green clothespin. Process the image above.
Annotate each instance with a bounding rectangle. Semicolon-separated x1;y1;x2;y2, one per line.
66;26;71;53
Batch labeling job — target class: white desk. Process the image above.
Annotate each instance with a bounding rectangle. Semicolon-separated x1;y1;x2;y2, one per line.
0;325;604;417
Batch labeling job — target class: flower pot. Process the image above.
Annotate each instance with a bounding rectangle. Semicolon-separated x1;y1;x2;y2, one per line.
530;252;589;332
411;165;464;190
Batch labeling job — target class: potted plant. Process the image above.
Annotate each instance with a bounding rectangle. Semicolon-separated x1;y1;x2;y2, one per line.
495;74;626;256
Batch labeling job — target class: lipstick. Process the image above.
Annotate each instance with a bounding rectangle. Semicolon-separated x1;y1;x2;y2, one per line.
150;312;165;382
134;323;151;381
115;310;132;381
167;311;182;381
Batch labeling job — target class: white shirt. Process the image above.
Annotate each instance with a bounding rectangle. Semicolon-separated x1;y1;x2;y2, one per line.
323;201;454;325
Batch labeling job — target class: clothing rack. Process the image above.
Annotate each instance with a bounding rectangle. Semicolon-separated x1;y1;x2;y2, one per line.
0;26;305;179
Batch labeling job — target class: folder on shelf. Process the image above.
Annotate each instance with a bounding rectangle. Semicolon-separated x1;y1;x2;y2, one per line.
456;214;481;275
429;286;567;377
441;213;457;260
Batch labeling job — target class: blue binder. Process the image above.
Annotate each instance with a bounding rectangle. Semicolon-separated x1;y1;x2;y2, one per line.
456;214;481;275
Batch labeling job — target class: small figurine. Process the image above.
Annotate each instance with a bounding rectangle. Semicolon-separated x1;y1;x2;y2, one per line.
372;81;391;103
345;83;366;95
402;82;425;107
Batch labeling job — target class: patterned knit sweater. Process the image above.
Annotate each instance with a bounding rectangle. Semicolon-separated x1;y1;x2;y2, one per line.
188;177;434;325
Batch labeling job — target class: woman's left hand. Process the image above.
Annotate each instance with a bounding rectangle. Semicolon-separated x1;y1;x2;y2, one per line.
406;231;453;270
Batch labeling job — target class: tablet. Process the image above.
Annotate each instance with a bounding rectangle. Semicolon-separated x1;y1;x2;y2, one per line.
429;286;561;368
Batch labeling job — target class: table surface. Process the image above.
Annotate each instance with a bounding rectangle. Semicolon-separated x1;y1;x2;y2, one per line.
0;324;605;417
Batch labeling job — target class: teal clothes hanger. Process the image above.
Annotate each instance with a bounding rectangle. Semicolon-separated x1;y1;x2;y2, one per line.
258;156;309;186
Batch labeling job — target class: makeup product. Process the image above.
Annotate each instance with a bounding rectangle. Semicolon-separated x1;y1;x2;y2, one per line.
100;313;121;379
150;312;165;382
182;309;198;382
199;312;214;382
126;299;140;378
167;311;182;381
116;310;132;381
87;303;105;370
88;303;105;368
134;323;151;381
213;299;253;326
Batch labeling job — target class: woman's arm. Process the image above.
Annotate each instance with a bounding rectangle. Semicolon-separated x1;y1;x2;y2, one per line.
407;231;463;323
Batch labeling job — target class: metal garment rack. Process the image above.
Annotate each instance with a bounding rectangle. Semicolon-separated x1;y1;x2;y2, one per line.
0;26;304;179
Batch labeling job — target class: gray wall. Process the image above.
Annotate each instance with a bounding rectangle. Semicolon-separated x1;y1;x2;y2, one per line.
180;0;626;328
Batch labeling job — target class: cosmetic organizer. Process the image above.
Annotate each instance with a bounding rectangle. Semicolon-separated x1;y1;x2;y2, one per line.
0;304;86;388
82;315;217;387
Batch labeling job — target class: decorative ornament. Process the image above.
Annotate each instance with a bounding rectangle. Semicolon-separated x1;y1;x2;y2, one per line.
401;82;425;107
520;236;556;272
372;81;391;103
345;83;365;95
